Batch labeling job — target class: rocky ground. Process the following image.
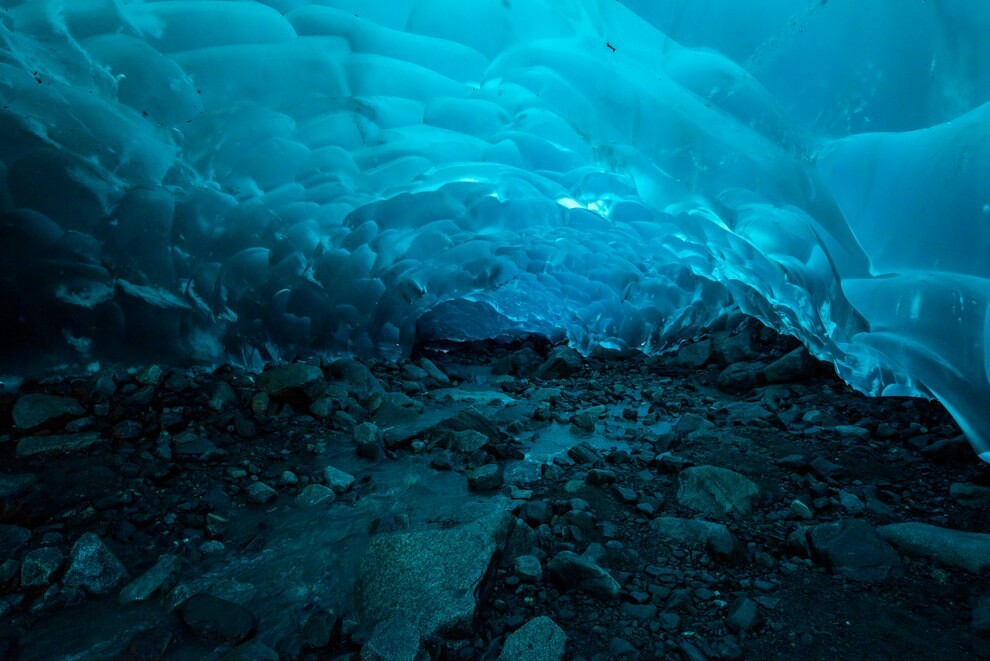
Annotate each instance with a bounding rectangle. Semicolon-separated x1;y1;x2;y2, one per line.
0;320;989;660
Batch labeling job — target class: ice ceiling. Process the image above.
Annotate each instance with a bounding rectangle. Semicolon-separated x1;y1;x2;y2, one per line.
0;0;988;457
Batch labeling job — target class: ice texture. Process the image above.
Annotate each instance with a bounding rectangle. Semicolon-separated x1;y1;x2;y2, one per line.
0;1;987;456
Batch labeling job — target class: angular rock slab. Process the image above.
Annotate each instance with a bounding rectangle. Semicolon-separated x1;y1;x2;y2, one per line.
498;616;567;661
63;533;129;595
356;506;513;638
546;551;620;600
649;516;739;558
16;433;106;459
676;466;760;518
807;519;901;582
877;522;990;573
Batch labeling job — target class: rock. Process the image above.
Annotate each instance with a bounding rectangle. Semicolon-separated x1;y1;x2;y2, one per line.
354;422;384;460
322;466;356;493
0;525;31;559
327;358;384;400
499;616;567;661
246;482;277;504
63;533;129;595
0;473;36;500
713;328;760;363
725;597;762;633
177;593;257;643
514;555;543;582
417;358;451;385
533;346;583;380
673;339;712;368
569;411;596;433
450;430;488;453
20;547;63;588
135;365;163;386
295;484;336;508
716;363;764;393
807;520;901;582
255;363;323;398
361;616;422;661
16;432;106;459
950;482;990;507
649;517;739;558
973;594;990;637
223;641;279;661
674;413;715;437
468;464;503;492
546;551;620;600
676;466;760;517
876;522;990;573
301;609;341;650
12;394;84;430
357;508;513;638
764;348;815;383
838;490;865;515
119;555;181;604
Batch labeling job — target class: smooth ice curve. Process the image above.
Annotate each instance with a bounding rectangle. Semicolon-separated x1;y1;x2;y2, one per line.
0;0;988;458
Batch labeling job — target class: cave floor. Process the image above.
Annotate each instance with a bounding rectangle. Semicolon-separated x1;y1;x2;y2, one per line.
1;329;989;660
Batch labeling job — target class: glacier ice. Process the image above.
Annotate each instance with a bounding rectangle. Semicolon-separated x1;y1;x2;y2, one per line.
0;0;987;457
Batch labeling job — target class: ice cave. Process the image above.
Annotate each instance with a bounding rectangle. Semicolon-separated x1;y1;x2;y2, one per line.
0;1;989;659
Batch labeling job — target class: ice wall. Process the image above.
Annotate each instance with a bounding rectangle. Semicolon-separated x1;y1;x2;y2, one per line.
0;0;987;457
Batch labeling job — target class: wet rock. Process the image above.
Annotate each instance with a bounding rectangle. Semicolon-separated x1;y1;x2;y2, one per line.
0;526;31;559
417;358;451;386
468;464;504;492
0;473;36;500
450;430;488;453
877;522;990;573
119;555;181;604
673;339;711;368
716;362;764;393
649;517;739;558
20;547;63;588
255;363;323;398
11;394;84;430
322;466;356;493
676;466;760;517
357;508;513;638
16;432;106;459
354;422;384;460
950;482;990;507
246;482;277;504
674;413;715;437
135;365;163;386
764;348;815;383
807;519;901;582
295;484;336;508
362;616;421;661
725;597;763;633
498;616;567;661
327;358;384;400
514;555;543;582
569;411;596;433
63;533;129;595
546;551;620;600
177;593;257;643
533;346;583;380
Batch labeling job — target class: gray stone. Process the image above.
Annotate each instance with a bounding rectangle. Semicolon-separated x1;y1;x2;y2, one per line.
63;533;129;595
676;466;760;517
357;507;513;638
0;473;36;500
296;484;336;507
673;339;712;368
764;348;815;383
20;547;63;588
418;358;451;385
468;464;504;491
533;346;583;380
327;358;384;400
322;466;356;493
362;616;422;661
354;422;384;460
255;363;323;397
246;482;277;504
16;433;106;459
546;551;620;600
950;482;990;507
649;516;739;557
674;413;715;437
119;555;181;604
514;555;543;582
12;394;84;430
725;597;762;633
716;362;764;393
877;522;990;573
450;430;488;453
499;616;567;661
807;519;901;582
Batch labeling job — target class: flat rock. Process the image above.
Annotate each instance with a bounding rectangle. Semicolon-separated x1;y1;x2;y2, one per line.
676;466;760;517
322;465;356;493
877;522;990;573
296;484;336;507
546;551;620;600
672;339;712;368
361;616;422;661
177;593;257;644
649;516;739;557
716;362;764;393
16;432;106;459
498;616;567;661
20;546;63;588
468;464;503;491
357;507;513;638
0;473;36;499
255;363;323;397
119;555;181;604
12;393;84;430
807;519;901;582
63;533;129;595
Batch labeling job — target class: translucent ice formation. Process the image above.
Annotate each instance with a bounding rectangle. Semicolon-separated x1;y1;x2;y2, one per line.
0;1;987;457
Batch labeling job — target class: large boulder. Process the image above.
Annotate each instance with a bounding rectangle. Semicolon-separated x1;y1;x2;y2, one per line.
499;616;567;661
356;507;513;638
12;394;84;430
676;466;760;517
532;346;583;380
546;551;620;600
806;519;901;582
63;533;129;595
763;348;815;383
649;516;739;558
327;358;384;400
876;522;990;573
